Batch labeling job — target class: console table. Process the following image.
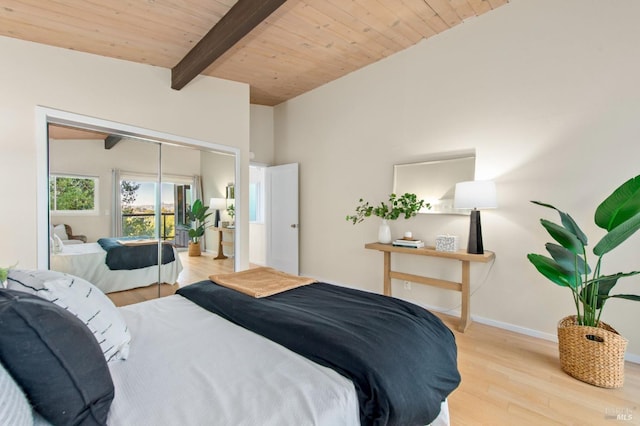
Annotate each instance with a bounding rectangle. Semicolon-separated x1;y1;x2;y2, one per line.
364;242;495;332
211;227;235;260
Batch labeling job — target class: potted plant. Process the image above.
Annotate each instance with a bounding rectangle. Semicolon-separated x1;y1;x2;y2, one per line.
346;193;428;243
527;175;640;388
186;199;212;256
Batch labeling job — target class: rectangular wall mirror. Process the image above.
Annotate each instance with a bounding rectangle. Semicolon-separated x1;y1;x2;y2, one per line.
393;154;475;215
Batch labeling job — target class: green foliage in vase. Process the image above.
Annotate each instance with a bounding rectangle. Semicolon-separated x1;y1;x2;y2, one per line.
0;264;15;282
346;193;429;224
527;175;640;327
187;199;212;243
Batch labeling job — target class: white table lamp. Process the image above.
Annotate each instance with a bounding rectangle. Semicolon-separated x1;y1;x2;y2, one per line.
454;181;497;254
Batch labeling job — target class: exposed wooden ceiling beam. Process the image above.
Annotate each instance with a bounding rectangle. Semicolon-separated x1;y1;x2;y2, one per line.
171;0;287;91
104;135;123;150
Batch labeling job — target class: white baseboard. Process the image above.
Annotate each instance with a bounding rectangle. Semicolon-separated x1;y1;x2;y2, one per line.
421;303;640;364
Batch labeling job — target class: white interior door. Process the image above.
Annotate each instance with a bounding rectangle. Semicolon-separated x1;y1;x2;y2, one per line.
266;163;299;275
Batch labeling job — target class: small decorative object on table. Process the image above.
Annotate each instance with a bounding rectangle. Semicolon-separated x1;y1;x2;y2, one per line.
392;239;424;248
435;235;459;252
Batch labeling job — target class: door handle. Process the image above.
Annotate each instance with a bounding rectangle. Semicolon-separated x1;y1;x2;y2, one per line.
291;224;298;229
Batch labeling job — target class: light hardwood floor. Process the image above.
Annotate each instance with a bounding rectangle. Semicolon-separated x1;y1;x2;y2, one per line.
107;251;235;307
438;314;640;425
111;253;640;425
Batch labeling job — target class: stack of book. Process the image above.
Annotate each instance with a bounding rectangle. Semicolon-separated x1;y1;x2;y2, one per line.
392;239;425;248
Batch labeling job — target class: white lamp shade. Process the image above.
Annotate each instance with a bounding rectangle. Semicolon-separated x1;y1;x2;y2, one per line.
209;198;227;210
454;181;497;210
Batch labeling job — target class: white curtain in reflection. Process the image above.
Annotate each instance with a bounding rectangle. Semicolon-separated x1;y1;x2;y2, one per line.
112;168;123;237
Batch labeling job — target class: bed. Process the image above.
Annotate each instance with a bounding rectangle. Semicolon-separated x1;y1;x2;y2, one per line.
1;268;459;426
49;241;183;293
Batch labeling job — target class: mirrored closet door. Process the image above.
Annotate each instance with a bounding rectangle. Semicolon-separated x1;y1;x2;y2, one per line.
46;120;237;306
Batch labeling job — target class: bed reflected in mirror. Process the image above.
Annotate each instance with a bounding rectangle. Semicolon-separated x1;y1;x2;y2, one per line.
46;122;237;306
393;153;476;215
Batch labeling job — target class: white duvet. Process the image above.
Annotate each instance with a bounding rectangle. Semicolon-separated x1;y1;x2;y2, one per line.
107;295;450;426
50;242;183;293
108;295;359;425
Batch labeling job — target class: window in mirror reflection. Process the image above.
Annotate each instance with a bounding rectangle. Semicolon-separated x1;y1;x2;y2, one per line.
50;174;99;215
120;180;178;241
393;155;475;215
115;171;194;248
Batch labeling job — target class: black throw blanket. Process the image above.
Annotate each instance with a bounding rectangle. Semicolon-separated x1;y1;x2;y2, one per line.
97;237;175;270
177;281;460;426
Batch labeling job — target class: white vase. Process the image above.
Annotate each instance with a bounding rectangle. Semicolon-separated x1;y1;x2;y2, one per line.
378;219;392;244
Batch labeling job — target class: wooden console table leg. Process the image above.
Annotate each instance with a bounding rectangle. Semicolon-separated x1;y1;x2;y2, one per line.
214;230;228;260
383;251;391;296
459;260;471;332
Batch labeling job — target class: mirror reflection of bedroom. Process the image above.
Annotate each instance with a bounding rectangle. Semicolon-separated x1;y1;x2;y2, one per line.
47;123;236;306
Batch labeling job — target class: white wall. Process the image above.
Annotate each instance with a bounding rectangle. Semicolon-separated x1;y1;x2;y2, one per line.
250;105;275;165
273;0;640;357
248;105;274;265
0;36;251;270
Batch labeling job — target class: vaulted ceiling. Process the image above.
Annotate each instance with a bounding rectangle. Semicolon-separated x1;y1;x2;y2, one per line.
1;0;508;106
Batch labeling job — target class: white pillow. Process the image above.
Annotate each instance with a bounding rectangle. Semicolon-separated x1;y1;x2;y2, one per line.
7;269;131;362
51;234;64;254
0;361;33;426
52;224;68;241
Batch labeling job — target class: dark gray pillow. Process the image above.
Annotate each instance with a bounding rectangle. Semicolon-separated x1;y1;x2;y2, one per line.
0;289;114;426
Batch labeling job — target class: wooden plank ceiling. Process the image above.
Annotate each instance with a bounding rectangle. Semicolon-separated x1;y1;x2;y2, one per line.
0;0;508;106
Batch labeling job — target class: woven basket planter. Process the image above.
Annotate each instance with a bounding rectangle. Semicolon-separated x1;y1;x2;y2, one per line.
188;241;201;257
557;315;628;388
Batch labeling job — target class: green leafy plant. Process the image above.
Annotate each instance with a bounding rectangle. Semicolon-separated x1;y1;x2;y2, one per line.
227;203;235;219
186;199;212;243
527;175;640;327
346;193;429;224
0;263;17;284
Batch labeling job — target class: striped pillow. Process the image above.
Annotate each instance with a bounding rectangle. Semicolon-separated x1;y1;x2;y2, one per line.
0;360;32;426
7;269;131;362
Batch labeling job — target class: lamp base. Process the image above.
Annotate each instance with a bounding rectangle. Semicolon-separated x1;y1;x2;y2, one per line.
467;209;484;255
